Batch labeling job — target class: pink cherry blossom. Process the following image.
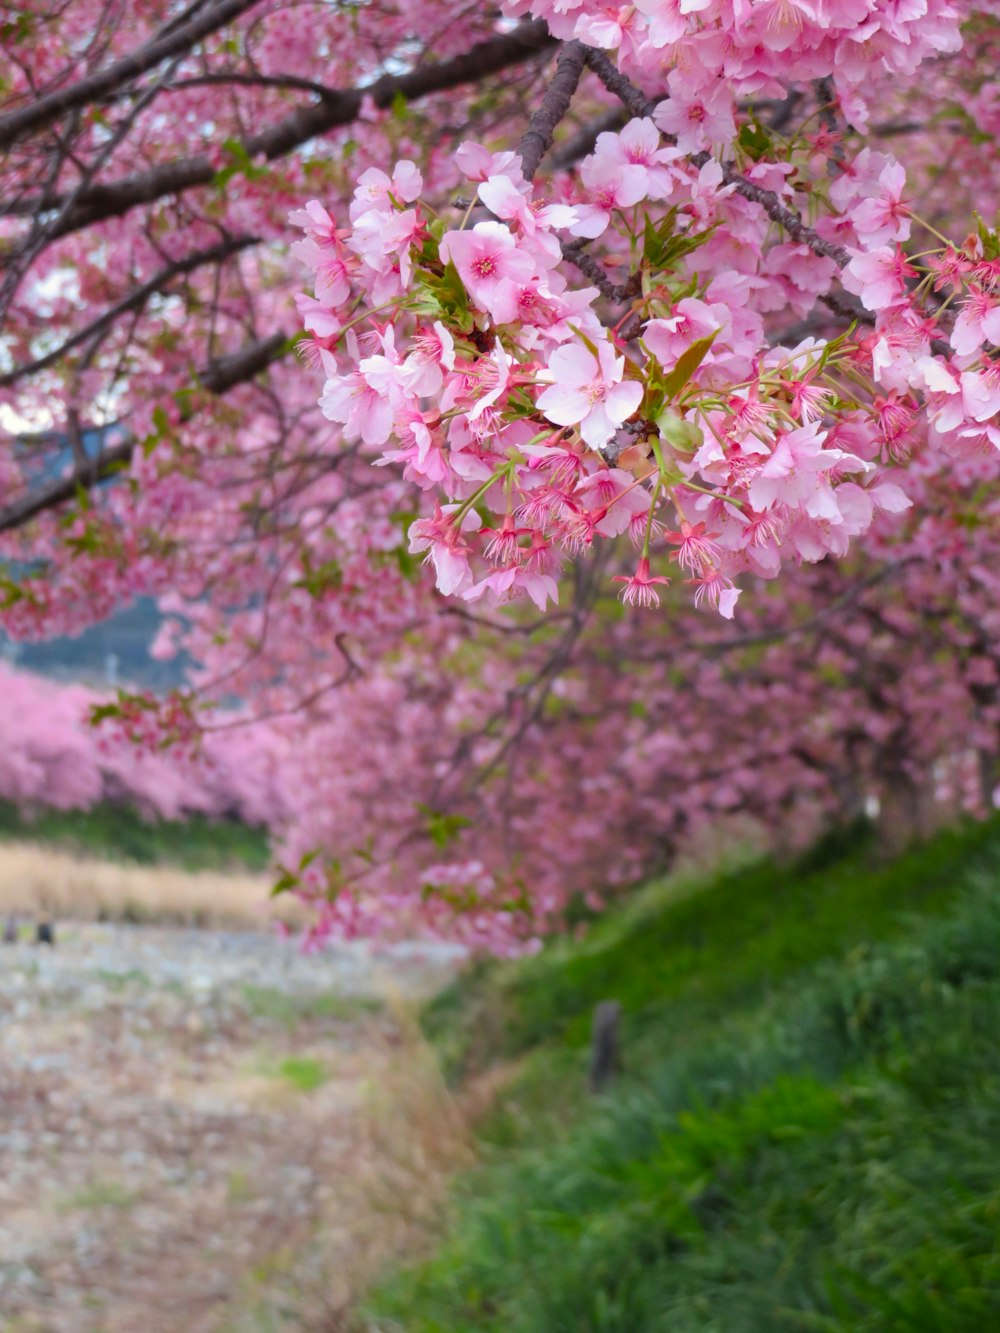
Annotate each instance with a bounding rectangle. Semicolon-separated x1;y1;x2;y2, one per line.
851;160;911;247
477;174;578;234
439;222;536;322
408;507;481;596
569;155;649;239
654;75;737;153
461;564;559;612
842;246;917;311
613;557;671;608
536;342;644;449
591;118;682;200
349;161;423;223
319;341;395;446
951;290;1000;357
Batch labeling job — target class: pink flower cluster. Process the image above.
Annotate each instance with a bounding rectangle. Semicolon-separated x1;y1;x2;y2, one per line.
505;0;967;134
3;0;998;955
292;95;1000;619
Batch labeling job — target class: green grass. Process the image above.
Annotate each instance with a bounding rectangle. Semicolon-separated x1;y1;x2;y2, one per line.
60;1178;136;1211
371;817;1000;1331
0;798;270;871
95;966;150;990
275;1055;328;1092
240;983;378;1027
425;819;998;1084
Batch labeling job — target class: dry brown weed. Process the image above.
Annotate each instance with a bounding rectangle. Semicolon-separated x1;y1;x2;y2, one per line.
0;840;305;929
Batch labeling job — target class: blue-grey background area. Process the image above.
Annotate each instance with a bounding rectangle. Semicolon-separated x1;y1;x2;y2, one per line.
1;425;186;690
0;595;185;689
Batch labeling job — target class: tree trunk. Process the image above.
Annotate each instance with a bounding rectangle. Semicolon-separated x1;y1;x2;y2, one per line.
875;769;934;858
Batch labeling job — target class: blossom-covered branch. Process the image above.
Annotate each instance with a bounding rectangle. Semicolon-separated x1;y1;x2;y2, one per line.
1;0;998;952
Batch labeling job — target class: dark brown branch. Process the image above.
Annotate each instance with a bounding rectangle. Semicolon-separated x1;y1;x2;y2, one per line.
820;290;873;325
199;328;286;394
870;119;927;138
709;158;852;268
1;52;186;314
560;238;640;304
163;70;339;99
0;0;263;150
579;45;853;270
551;108;626;170
517;40;587;183
0;329;287;535
0;437;135;534
560;240;625;302
0;234;258;388
1;21;556;243
581;47;655;120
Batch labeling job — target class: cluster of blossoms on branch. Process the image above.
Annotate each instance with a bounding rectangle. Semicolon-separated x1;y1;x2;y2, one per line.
293;0;996;620
1;0;999;951
511;0;966;122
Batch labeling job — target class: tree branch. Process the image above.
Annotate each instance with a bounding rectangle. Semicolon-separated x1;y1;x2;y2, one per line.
1;21;555;244
560;238;635;302
0;329;287;535
0;0;263;150
706;157;851;268
580;45;852;269
550;107;626;170
580;47;654;120
517;40;587;183
0;437;135;535
0;234;258;388
199;328;286;394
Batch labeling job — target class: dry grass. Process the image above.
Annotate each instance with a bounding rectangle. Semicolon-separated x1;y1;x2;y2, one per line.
295;990;479;1330
0;840;306;930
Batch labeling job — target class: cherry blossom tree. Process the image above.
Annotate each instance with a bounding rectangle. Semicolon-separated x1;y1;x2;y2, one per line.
0;1;998;949
0;661;289;823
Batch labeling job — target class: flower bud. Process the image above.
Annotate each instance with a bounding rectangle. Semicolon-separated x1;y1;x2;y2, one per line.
656;410;703;452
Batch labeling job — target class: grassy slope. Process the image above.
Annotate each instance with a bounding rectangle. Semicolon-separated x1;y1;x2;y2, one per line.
0;798;270;872
372;819;1000;1332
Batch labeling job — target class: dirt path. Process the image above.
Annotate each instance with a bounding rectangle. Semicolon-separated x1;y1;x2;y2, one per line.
0;923;464;1332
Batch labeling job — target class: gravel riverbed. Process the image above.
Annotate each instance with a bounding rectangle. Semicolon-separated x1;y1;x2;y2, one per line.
0;922;463;1332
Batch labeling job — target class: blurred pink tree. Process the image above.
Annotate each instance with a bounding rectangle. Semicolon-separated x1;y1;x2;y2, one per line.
0;2;997;947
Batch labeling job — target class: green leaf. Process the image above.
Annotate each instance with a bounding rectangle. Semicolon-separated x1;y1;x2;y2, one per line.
656;409;704;452
419;258;471;329
658;332;719;400
0;576;25;610
737;117;774;163
416;802;472;850
293;553;344;598
643;210;716;272
972;210;1000;261
64;526;102;556
212;137;266;188
88;701;123;725
270;868;299;898
568;323;601;359
270;848;323;897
